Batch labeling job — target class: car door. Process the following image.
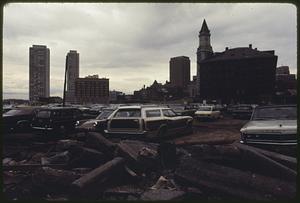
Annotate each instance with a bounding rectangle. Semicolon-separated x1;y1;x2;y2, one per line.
144;109;166;133
108;108;142;133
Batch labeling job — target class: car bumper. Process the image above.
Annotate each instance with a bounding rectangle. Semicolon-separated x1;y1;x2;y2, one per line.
240;133;297;146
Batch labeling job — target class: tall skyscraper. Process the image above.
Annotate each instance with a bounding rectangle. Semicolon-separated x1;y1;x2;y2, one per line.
169;56;191;89
29;45;50;102
196;19;213;97
66;50;79;103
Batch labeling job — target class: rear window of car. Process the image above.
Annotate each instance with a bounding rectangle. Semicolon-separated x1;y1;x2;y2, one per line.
146;110;161;117
114;109;141;118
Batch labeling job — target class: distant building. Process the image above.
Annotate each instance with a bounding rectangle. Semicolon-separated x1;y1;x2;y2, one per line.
109;90;125;102
276;66;290;75
169;56;191;89
75;75;109;104
274;66;297;104
29;45;50;102
187;76;197;98
65;50;79;104
196;20;277;104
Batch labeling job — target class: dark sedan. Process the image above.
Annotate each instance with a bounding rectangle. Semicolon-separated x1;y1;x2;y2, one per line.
76;108;115;132
3;107;39;132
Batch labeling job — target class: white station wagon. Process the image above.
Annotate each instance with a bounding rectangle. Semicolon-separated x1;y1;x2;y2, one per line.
104;105;193;137
240;105;297;145
194;105;221;120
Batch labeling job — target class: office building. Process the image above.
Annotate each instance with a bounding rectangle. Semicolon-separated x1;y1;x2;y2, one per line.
75;75;109;104
169;56;191;89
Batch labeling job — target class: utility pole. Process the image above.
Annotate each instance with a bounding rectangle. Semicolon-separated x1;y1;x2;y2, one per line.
62;55;68;107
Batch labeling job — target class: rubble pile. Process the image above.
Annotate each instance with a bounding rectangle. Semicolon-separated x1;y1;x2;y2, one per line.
3;132;297;200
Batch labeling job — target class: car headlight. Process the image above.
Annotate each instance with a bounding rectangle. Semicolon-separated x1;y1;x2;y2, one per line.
75;121;80;126
93;121;98;127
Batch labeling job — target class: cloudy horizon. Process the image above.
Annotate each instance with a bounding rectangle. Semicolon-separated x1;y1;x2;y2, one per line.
3;3;297;100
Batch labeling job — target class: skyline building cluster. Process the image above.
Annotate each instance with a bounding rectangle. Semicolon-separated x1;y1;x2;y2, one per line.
29;47;109;104
27;19;296;105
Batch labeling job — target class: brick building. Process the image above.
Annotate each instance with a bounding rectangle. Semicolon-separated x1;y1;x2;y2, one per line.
197;20;278;104
75;75;109;104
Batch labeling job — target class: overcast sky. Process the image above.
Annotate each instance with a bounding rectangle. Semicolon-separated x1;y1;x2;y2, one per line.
3;3;297;99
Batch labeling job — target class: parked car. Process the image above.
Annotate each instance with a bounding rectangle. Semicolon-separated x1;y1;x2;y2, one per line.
240;105;297;145
194;106;221;120
104;106;193;138
231;104;254;119
3;107;40;132
76;108;115;132
31;107;83;133
167;104;196;117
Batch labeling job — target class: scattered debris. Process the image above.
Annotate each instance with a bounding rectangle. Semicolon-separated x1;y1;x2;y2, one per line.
3;130;297;200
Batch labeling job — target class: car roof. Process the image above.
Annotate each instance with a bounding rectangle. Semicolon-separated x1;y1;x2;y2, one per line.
117;105;170;110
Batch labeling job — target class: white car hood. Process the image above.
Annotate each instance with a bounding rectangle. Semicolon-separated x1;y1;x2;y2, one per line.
240;120;297;134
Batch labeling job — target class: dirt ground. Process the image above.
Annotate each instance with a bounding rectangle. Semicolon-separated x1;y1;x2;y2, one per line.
172;116;248;145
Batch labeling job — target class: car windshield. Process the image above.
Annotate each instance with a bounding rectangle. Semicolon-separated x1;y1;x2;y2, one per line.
114;109;141;118
4;109;34;116
162;109;177;117
198;106;212;111
252;106;297;120
37;110;51;118
96;110;114;119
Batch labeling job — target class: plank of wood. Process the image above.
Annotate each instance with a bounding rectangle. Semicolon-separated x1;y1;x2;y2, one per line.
71;157;125;190
3;164;67;171
175;157;296;200
235;143;297;181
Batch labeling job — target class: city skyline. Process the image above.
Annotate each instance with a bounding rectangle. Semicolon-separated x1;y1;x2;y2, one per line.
3;3;297;99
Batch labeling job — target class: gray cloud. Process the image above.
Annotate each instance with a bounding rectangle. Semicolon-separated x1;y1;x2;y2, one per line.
3;3;297;99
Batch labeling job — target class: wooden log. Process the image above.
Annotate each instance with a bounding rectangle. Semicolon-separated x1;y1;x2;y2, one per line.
175;157;296;200
235;143;297;181
32;167;81;193
69;146;108;168
237;144;296;170
86;132;116;156
72;157;125;191
116;141;158;171
3;164;67;171
174;137;235;146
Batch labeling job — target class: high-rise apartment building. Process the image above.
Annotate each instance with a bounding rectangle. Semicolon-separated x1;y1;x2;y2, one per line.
65;50;79;103
29;45;50;102
169;56;191;89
